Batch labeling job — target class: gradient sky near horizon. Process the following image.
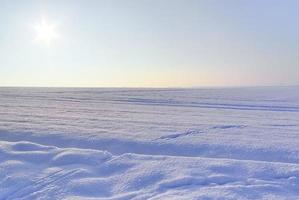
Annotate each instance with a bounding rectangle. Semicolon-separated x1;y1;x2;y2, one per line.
0;0;298;87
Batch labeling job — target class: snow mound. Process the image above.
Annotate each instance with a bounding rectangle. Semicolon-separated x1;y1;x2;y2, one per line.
1;140;299;199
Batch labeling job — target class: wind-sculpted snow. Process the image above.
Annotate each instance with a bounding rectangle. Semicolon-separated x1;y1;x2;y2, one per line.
1;140;299;200
0;87;299;199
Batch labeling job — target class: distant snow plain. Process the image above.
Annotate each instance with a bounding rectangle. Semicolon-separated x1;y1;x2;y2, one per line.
0;87;299;199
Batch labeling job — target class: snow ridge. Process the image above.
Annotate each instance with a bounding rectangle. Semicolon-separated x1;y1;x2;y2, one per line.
1;140;299;200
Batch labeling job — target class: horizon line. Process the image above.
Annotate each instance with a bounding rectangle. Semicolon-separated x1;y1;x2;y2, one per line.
0;84;298;89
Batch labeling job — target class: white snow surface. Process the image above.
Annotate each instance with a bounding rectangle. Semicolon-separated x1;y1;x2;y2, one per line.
0;87;299;199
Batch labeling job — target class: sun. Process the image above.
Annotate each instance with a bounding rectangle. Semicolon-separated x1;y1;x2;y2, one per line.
34;18;58;45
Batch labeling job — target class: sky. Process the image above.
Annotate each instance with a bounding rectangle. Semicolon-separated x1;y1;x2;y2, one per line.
0;0;298;87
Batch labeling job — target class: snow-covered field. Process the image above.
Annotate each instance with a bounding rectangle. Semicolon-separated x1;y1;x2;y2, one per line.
0;87;299;199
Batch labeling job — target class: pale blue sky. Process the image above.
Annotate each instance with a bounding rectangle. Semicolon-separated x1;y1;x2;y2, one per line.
0;0;298;87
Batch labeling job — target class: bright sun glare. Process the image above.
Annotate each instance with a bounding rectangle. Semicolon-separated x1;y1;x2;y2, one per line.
34;19;58;45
